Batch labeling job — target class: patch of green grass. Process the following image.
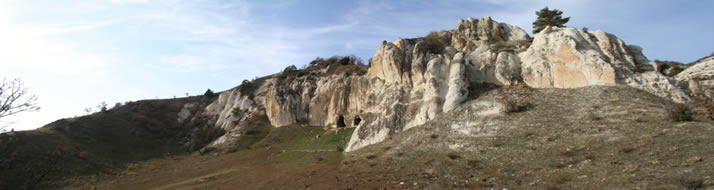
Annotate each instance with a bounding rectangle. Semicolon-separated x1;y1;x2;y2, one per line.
286;127;354;152
254;125;354;152
260;125;354;167
252;125;323;148
228;116;272;151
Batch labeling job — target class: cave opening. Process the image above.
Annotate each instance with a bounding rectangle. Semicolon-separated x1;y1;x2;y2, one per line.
353;116;362;126
337;115;346;128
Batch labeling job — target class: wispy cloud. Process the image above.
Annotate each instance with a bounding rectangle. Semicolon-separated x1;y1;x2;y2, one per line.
0;12;112;78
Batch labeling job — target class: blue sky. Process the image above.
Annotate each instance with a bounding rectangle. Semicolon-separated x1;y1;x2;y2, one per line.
1;0;713;130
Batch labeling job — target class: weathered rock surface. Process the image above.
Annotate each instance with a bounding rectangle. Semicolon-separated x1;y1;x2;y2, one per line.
675;56;714;99
187;16;701;152
520;26;688;102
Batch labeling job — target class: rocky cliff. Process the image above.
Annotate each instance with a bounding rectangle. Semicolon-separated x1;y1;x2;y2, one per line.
675;55;714;100
181;17;708;152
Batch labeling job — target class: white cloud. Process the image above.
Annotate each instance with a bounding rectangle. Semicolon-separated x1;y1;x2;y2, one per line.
0;20;111;78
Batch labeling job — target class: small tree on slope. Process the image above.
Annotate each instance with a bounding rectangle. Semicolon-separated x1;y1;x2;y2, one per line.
532;7;570;34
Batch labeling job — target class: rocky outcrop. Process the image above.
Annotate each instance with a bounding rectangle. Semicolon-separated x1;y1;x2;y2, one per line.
520;26;688;102
675;56;714;99
187;16;699;153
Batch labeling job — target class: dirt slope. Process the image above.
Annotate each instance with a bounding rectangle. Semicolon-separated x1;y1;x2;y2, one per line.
346;86;714;189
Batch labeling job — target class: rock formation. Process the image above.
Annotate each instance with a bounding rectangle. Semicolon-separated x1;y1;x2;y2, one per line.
178;16;709;152
675;56;714;99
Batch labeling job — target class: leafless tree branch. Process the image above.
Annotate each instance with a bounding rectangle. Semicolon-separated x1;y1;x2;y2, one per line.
0;78;40;129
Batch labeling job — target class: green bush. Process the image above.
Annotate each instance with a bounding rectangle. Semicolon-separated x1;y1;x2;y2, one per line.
283;65;297;73
532;7;570;34
238;80;256;99
303;56;367;76
203;89;215;98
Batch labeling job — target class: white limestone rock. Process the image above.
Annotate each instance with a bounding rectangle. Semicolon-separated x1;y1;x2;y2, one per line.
197;17;698;153
676;56;714;99
519;26;689;103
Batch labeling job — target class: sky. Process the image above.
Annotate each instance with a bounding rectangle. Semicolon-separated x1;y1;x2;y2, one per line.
1;0;713;131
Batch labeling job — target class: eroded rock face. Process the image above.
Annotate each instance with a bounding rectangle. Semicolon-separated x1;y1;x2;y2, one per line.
676;56;714;99
192;17;697;153
520;26;688;103
348;17;532;151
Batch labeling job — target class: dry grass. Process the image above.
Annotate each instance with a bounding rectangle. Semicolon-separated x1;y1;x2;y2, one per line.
498;84;536;113
619;147;636;153
690;96;713;120
467;160;480;168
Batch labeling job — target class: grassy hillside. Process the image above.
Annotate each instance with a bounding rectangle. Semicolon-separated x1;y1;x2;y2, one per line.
0;96;218;189
62;124;355;190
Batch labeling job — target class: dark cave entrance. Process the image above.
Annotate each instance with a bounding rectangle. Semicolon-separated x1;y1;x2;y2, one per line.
353;116;362;126
337;115;346;128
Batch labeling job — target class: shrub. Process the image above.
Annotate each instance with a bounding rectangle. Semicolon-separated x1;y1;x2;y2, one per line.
113;102;122;110
203;89;215;98
654;60;685;76
689;96;713;120
305;56;367;76
238;80;256;99
283;65;297;72
281;65;298;77
498;84;535;113
680;177;703;189
670;104;693;122
420;31;447;54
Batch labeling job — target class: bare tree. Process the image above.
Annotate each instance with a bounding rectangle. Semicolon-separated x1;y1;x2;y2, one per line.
83;107;94;115
97;102;108;112
0;78;40;130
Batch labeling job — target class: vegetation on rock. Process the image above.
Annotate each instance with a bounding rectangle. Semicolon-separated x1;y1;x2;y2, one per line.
532;7;570;33
203;89;215;98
